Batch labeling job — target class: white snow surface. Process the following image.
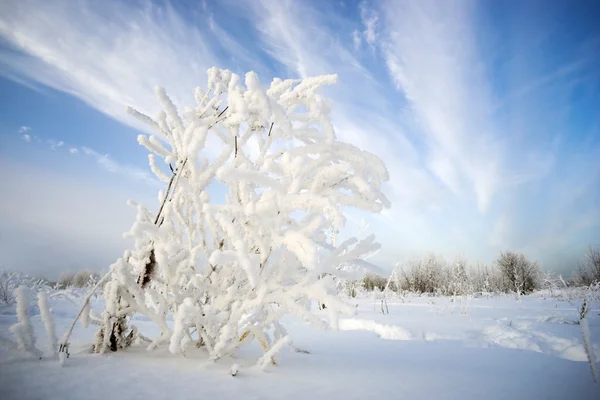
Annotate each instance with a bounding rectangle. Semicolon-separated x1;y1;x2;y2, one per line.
1;293;599;399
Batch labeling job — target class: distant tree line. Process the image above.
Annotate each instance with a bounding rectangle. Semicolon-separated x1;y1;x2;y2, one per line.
345;247;600;297
0;270;102;305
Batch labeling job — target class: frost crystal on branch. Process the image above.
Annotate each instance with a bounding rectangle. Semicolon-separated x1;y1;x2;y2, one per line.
95;67;390;367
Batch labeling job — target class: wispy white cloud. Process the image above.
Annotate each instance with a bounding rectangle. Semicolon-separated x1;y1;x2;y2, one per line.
0;0;220;132
352;29;362;50
378;0;509;212
47;139;64;150
17;127;158;187
80;146;159;187
18;125;32;142
359;1;379;48
503;58;590;106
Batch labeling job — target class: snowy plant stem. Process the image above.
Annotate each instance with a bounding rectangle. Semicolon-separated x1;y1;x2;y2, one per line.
581;316;598;384
580;296;598;384
38;291;58;357
10;286;43;358
60;270;112;347
155;102;226;209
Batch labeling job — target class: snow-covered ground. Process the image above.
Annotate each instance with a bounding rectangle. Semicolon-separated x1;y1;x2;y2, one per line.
1;293;598;399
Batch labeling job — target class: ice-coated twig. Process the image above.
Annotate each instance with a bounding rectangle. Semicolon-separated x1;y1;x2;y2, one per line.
58;269;112;364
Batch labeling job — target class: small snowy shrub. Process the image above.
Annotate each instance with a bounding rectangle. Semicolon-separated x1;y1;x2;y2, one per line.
57;270;99;289
362;273;387;292
0;271;16;304
396;254;447;294
72;271;96;288
58;272;75;289
92;68;389;367
0;271;46;304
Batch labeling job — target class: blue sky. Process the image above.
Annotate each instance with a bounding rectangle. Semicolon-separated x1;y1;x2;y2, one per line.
0;0;599;278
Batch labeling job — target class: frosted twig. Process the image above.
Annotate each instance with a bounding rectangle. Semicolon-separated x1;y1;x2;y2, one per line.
59;270;112;363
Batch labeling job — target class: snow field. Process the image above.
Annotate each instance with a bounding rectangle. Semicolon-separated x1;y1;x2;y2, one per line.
1;293;598;399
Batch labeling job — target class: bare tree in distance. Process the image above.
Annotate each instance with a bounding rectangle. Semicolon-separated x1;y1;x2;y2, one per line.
497;251;540;295
575;247;600;286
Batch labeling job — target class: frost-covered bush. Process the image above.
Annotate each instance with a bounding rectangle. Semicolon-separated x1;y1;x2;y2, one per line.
396;254;448;294
539;271;567;299
339;279;364;298
73;271;99;288
58;272;75;289
469;264;505;295
334;259;382;298
574;247;600;287
0;271;16;304
496;251;540;294
0;271;47;305
362;273;387;292
445;256;470;297
57;270;99;289
72;271;91;288
89;68;389;368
